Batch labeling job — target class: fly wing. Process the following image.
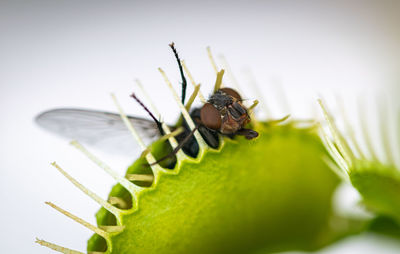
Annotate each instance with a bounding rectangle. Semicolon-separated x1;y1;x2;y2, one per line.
35;108;161;156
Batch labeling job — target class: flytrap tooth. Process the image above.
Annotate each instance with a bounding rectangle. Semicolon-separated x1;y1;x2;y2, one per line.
51;162;122;220
213;69;225;93
181;60;207;103
206;46;220;75
108;197;129;209
378;98;396;166
158;68;207;152
218;54;244;94
267;114;291;125
248;101;261;130
243;69;272;120
330;117;357;164
44;202;108;239
318;99;354;168
159;123;183;151
185;84;201;111
111;93;164;177
336;96;366;160
135;80;187;161
248;100;259;113
99;225;125;233
318;123;350;174
358;98;379;161
111;93;147;150
322;155;349;182
70;140;143;197
159;127;184;142
272;79;291;115
35;238;84;254
135;79;160;120
126;174;154;183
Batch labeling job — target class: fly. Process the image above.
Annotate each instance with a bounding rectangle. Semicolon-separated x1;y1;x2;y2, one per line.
35;43;258;163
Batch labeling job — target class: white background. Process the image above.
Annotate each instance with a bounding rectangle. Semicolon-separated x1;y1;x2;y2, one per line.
1;1;400;253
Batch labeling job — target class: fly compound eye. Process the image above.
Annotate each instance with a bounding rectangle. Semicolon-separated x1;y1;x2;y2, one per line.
219;88;242;101
200;103;222;130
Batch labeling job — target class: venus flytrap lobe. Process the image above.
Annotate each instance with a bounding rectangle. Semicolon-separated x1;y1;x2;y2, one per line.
318;99;400;225
88;123;341;253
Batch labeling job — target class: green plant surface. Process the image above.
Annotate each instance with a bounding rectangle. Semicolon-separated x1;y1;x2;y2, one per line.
87;123;346;254
35;58;389;254
369;216;400;238
349;162;400;224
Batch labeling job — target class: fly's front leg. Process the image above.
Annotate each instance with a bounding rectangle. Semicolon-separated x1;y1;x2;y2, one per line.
236;128;259;140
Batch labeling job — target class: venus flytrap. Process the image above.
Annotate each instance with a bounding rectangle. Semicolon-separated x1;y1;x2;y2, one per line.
36;48;370;254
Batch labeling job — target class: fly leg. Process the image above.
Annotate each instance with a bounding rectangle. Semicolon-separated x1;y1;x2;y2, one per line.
151;125;199;165
236;128;259;140
169;42;187;104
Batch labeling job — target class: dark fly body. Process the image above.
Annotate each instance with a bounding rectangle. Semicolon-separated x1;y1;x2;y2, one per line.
176;88;258;158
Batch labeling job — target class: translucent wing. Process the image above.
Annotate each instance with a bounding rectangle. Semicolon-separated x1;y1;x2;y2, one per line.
35;108;161;156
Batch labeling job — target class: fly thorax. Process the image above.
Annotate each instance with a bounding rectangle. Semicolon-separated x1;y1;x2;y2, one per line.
208;91;233;111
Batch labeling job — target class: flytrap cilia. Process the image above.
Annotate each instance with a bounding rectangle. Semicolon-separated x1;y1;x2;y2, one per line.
36;43;259;166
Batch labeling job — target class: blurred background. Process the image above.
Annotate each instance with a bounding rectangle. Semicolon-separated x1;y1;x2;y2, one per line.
0;0;399;253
